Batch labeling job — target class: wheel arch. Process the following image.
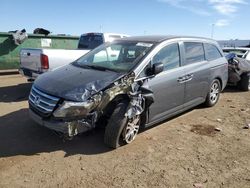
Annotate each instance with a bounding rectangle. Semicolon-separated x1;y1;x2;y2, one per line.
213;76;223;90
101;94;130;119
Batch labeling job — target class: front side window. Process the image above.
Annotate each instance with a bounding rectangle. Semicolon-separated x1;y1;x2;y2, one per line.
204;43;222;61
152;43;180;71
74;42;153;73
184;42;205;65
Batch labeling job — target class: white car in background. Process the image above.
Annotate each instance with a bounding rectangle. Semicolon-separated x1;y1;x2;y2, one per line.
19;32;129;81
223;47;250;61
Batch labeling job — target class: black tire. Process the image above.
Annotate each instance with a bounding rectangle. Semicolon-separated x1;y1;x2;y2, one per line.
238;74;250;91
104;101;129;149
204;79;221;107
104;101;141;148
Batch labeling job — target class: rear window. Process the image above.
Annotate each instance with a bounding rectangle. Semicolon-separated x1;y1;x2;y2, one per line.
78;34;104;49
204;43;222;61
184;42;205;65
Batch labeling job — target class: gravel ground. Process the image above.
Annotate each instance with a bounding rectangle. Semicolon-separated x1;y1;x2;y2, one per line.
0;74;249;188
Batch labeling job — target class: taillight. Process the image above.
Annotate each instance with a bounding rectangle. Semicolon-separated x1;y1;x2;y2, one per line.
41;54;49;69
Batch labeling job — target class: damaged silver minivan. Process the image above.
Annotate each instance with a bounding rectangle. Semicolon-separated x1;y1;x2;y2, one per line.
29;36;228;148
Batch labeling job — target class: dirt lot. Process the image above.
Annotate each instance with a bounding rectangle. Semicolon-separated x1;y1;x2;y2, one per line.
0;74;249;188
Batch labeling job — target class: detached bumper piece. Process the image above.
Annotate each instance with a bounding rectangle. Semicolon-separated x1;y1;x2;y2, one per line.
29;86;94;136
29;109;92;136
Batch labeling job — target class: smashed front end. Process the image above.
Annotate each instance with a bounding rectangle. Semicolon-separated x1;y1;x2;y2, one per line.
29;72;153;138
227;54;250;84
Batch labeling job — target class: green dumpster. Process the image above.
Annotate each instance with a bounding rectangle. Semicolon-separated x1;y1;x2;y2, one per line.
0;32;79;70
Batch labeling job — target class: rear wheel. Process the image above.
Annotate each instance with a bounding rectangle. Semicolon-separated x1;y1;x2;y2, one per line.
204;79;221;107
104;101;140;148
238;74;250;91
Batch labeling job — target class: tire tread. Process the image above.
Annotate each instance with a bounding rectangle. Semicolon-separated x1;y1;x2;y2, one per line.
104;101;128;148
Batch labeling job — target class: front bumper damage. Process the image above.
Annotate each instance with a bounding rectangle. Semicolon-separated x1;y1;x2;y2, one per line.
30;72;154;138
228;56;250;84
29;109;96;136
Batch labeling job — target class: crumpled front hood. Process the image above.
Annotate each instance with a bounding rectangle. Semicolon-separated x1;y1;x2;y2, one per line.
34;64;124;102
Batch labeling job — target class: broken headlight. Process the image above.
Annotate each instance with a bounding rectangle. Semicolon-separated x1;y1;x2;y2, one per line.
53;101;94;118
53;94;101;118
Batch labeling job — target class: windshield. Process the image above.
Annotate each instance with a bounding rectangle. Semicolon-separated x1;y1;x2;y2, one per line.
78;34;104;49
73;41;154;72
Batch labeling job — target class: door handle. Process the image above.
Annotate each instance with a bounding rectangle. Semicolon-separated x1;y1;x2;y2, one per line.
185;73;193;82
177;77;185;83
178;74;193;83
187;73;193;78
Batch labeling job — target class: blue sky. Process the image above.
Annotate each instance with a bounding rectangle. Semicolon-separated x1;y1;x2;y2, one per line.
1;0;249;40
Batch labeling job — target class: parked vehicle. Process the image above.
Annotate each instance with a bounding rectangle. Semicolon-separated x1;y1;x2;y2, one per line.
19;33;129;81
223;47;250;61
29;36;228;148
226;53;250;91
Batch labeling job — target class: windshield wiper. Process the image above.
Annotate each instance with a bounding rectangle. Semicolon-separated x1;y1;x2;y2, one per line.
75;64;118;72
89;65;119;72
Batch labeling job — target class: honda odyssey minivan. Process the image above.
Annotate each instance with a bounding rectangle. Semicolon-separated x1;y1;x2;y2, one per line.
29;36;228;148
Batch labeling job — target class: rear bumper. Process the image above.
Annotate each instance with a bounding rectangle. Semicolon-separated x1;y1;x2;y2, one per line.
19;68;43;80
29;109;91;136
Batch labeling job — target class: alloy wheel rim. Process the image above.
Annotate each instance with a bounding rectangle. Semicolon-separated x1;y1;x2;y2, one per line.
124;116;140;144
210;82;219;103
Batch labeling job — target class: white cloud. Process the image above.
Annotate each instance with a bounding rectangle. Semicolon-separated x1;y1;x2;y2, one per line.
208;0;247;15
158;0;210;16
214;19;230;26
213;4;237;14
209;0;246;4
158;0;247;16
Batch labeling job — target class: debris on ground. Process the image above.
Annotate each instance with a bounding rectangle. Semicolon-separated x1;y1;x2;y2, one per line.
243;123;250;129
193;183;203;188
214;127;222;132
216;118;222;123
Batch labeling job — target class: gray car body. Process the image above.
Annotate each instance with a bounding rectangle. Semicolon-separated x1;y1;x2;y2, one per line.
29;36;228;134
132;36;228;126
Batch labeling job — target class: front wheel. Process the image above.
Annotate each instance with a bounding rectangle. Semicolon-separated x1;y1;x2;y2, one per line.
104;101;140;148
204;79;221;107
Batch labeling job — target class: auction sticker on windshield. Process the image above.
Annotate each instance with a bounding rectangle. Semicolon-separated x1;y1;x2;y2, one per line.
136;43;153;47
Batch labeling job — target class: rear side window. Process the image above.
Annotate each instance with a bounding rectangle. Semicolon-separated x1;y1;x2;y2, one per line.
78;34;104;49
184;42;205;65
204;43;222;60
152;43;180;71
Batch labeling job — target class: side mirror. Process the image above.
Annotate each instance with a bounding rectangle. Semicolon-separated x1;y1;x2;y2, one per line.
152;62;164;75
